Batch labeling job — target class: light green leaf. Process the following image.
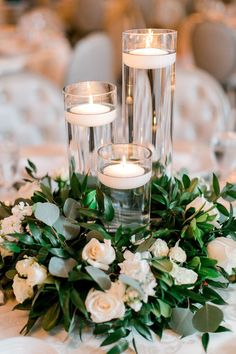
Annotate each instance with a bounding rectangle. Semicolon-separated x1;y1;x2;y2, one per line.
169;308;196;337
85;266;111;290
157;299;172;318
34;202;60;226
119;274;144;296
192;304;223;333
152;258;173;273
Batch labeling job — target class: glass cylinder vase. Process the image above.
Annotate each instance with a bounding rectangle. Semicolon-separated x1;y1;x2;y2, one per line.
63;81;117;176
97;143;152;232
122;29;177;176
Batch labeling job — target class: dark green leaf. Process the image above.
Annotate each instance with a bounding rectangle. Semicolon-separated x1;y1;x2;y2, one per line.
70;288;88;318
202;333;209;352
42;302;61;331
101;328;128;346
107;340;129;354
213;174;220;197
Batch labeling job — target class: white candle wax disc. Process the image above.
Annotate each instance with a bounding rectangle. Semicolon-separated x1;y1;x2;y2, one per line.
65;104;116;127
98;163;151;189
123;49;176;69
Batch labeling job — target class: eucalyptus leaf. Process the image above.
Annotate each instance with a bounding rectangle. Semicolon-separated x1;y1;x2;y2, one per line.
53;215;80;240
192;304;223;333
34;202;60;226
63;198;81;219
119;274;144;296
48;257;77;278
85;266;111;290
169;308;196;337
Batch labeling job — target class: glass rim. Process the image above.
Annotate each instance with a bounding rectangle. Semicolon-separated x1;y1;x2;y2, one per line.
63;81;117;98
97;143;152;161
123;28;177;37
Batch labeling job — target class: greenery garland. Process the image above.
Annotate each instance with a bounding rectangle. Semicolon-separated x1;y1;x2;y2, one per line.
0;161;236;354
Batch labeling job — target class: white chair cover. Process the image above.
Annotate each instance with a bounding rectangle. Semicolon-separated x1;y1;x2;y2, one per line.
173;65;232;175
65;32;115;85
0;72;65;146
191;20;236;84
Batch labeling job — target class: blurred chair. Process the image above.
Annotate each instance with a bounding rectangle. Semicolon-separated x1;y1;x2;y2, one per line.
173;65;232;176
0;72;65;146
191;20;236;85
65;32;115;85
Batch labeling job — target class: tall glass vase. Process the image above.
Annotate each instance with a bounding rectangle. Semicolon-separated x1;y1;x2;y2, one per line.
122;29;177;176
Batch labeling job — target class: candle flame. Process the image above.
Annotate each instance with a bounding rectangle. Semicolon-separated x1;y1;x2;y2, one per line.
146;29;153;48
121;156;126;166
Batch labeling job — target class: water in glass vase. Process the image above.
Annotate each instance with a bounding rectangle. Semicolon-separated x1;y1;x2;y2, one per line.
67;118;113;176
122;51;175;176
99;181;151;233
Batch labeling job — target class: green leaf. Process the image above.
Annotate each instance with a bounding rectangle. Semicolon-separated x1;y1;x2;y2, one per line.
3;242;21;253
157;299;172;318
5;269;17;279
119;274;144;296
70;288;88;318
136;237;156;253
107;340;129;354
202;333;209;352
79;223;111;239
132;320;152;341
49;248;69;258
63;198;81;219
53;216;80;240
192;304;224;333
152;258;173;273
34;202;60;226
101;328;128;346
42;302;61;331
182;174;191;188
85;266;111;290
169;308;196;337
213;173;220;197
86;230;105;242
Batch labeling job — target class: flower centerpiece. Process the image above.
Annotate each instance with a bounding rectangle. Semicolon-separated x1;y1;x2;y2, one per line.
0;161;236;354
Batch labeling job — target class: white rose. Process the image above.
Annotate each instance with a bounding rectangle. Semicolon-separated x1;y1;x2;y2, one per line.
15;181;41;200
85;288;125;323
16;257;35;277
12;275;34;303
82;238;115;271
12;202;32;218
169;245;187;263
27;262;48;286
119;251;150;283
186;196;220;226
207;237;236;274
170;263;198;285
150;239;169;258
108;280;126;299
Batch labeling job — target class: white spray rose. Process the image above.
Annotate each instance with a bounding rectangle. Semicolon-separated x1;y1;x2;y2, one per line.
150;239;169;258
119;251;150;283
85;288;125;323
186;195;220;226
82;238;115;271
16;257;48;286
12;275;34;303
170;263;198;285
207;237;236;274
27;262;48;286
0;214;23;239
124;287;142;312
16;257;35;277
11;202;32;218
169;245;187;263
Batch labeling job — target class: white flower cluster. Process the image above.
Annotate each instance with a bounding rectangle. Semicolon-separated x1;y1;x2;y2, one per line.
150;239;198;286
119;250;156;312
13;257;48;303
0;202;32;257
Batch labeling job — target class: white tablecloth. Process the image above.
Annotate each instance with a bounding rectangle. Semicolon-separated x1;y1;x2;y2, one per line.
0;285;236;354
